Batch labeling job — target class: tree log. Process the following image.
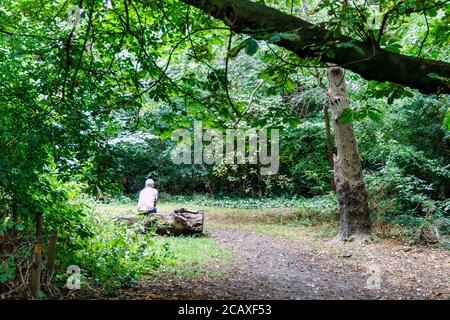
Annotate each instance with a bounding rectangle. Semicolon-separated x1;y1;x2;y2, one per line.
118;208;204;236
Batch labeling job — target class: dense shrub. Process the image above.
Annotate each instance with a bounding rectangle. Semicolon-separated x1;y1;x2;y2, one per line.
365;166;450;243
357;95;450;200
108;132;209;196
1;186;173;298
55;212;173;295
107;120;331;198
355;95;450;243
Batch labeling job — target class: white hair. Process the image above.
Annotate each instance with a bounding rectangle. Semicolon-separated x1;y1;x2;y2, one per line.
145;179;154;188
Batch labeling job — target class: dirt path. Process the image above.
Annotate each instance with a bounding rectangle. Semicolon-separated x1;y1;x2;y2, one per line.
123;228;450;300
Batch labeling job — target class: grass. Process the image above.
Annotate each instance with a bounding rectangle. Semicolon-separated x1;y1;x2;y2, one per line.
93;198;339;242
89;194;450;297
93;202;232;277
226;223;337;240
93;195;341;277
157;234;230;276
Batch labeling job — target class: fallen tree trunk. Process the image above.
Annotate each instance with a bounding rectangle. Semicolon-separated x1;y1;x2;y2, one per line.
118;208;204;236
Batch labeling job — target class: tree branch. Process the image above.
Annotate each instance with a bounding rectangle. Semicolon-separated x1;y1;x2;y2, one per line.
180;0;450;94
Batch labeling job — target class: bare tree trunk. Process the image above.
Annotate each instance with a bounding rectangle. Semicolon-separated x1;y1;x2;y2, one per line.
46;231;57;277
313;71;336;193
31;213;43;299
323;101;336;193
327;65;372;241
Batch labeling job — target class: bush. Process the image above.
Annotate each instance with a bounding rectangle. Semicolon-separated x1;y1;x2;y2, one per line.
55;212;173;295
366;165;450;243
1;184;173;298
293;194;339;226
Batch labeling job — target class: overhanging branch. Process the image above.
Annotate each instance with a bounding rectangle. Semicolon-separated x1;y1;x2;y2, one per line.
180;0;450;94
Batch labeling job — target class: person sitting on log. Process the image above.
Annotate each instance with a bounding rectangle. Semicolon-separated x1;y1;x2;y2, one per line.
137;178;158;215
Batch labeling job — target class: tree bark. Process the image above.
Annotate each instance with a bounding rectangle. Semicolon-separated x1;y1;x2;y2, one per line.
180;0;450;94
118;208;204;236
153;209;204;236
327;66;371;240
31;213;43;299
46;231;57;277
323;101;336;193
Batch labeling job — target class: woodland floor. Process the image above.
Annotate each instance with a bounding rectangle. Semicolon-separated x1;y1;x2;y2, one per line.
104;205;450;300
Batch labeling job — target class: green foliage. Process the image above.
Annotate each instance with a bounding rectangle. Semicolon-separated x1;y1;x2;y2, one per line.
366;166;450;243
0;255;16;284
291;194;339;226
357;95;450;198
1;0;449;298
444;109;450;130
228;38;259;59
158;235;230;276
281;119;332;196
163;194;306;209
209;162;296;197
109;132;210;196
56;213;173;294
355;95;450;243
338;106;383;124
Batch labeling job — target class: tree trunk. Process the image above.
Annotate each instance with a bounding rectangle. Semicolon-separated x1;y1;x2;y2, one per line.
327;65;372;241
323;101;336;193
30;213;43;299
153;209;204;236
46;231;57;277
118;208;204;236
